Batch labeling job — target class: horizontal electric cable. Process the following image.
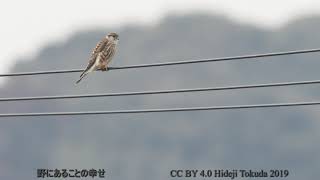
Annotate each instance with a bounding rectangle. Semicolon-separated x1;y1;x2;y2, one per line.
0;101;319;117
1;79;320;102
1;48;320;77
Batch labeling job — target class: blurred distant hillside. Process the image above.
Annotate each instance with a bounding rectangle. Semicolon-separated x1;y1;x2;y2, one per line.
1;14;320;179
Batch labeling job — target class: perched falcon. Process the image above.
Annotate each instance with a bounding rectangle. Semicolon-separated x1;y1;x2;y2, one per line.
76;32;119;84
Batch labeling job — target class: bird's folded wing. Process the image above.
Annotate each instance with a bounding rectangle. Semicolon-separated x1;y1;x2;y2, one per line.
83;38;109;72
91;38;109;59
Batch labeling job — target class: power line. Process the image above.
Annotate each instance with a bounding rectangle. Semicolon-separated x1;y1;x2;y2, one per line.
1;79;320;102
0;69;82;77
1;48;320;77
0;101;319;117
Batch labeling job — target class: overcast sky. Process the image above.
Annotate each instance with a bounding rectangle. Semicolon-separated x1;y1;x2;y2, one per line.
1;0;320;77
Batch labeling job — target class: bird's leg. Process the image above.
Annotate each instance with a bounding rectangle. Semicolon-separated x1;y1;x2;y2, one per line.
101;66;108;71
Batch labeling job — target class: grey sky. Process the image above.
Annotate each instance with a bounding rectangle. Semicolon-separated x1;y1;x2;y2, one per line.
1;0;319;77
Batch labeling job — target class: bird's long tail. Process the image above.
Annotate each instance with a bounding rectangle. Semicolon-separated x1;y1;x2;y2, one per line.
75;71;88;84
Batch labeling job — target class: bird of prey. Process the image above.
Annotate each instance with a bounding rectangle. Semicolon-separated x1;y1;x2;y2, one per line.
76;32;119;84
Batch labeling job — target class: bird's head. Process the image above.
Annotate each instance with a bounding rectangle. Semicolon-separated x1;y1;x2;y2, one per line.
107;32;119;41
